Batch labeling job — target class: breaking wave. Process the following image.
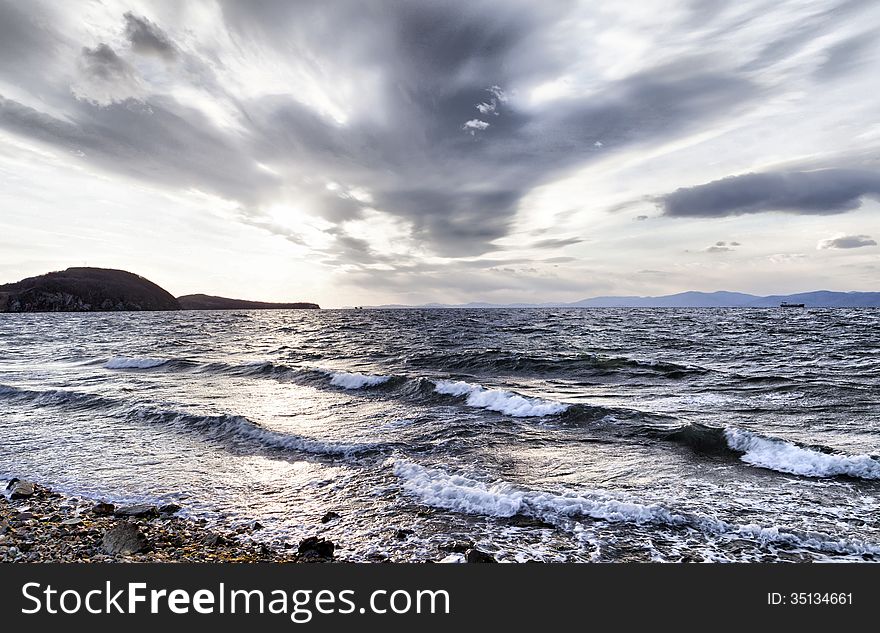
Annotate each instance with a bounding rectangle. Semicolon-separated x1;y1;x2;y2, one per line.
649;421;880;479
723;428;880;479
433;379;569;417
326;371;392;389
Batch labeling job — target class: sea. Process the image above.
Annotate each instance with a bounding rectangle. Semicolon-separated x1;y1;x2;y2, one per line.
1;308;878;562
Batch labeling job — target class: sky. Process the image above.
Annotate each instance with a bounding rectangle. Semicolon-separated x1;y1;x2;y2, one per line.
1;0;879;307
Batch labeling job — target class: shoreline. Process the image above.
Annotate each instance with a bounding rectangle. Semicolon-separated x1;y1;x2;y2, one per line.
1;478;336;563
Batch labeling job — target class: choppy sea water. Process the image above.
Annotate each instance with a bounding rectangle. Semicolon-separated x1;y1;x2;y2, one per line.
1;308;878;562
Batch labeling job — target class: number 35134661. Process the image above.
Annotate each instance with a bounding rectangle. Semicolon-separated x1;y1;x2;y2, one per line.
768;593;853;605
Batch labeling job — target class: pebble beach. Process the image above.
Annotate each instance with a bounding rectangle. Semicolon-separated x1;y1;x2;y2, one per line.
0;478;336;563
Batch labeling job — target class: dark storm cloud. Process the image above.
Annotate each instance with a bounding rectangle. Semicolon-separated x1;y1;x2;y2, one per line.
376;189;521;255
0;95;277;206
250;62;758;255
214;1;762;255
661;170;880;217
1;0;872;265
80;44;132;78
818;234;877;249
123;12;177;60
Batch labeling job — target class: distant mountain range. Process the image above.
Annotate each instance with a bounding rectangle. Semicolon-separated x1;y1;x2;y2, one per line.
0;268;319;312
368;290;880;309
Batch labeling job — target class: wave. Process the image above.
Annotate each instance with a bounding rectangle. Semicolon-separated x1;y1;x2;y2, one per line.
403;349;704;378
90;356;573;418
647;421;880;480
391;459;689;523
0;383;117;410
389;459;880;558
0;383;376;458
723;428;880;479
433;380;569;417
131;409;375;457
104;356;170;369
326;371;392;389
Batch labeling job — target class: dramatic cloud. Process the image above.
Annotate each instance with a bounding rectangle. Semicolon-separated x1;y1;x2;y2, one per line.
0;0;770;260
71;44;143;105
661;170;880;218
818;234;877;249
1;0;880;305
123;12;177;60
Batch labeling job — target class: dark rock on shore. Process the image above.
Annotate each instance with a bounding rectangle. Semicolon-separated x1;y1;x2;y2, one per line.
102;523;148;555
91;502;115;516
202;533;226;547
159;503;181;515
297;536;335;561
393;528;414;539
507;514;556;529
7;479;35;499
115;504;159;518
465;548;497;563
0;268;179;312
320;511;340;523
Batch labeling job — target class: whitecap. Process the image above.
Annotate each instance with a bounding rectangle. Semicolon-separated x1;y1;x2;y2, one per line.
433;379;568;417
723;428;880;479
104;356;169;369
328;371;392;389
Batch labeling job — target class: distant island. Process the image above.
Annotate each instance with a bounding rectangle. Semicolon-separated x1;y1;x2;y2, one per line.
370;290;880;309
178;294;319;310
0;268;319;312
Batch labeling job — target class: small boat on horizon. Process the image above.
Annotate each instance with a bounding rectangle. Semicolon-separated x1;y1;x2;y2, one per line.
780;301;805;308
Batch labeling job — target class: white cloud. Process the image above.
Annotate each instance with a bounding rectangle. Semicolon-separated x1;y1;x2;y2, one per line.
462;119;490;135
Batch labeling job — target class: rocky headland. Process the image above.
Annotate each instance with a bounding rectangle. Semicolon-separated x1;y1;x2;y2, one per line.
0;268;319;312
0;268;179;312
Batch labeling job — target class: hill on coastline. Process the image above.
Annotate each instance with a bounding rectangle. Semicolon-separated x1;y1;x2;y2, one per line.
178;294;319;310
0;268;319;312
0;268;179;312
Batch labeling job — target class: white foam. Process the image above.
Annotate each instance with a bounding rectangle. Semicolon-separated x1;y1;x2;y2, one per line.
724;428;880;479
433;380;568;417
328;371;391;389
390;459;683;524
390;460;880;557
104;356;168;369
